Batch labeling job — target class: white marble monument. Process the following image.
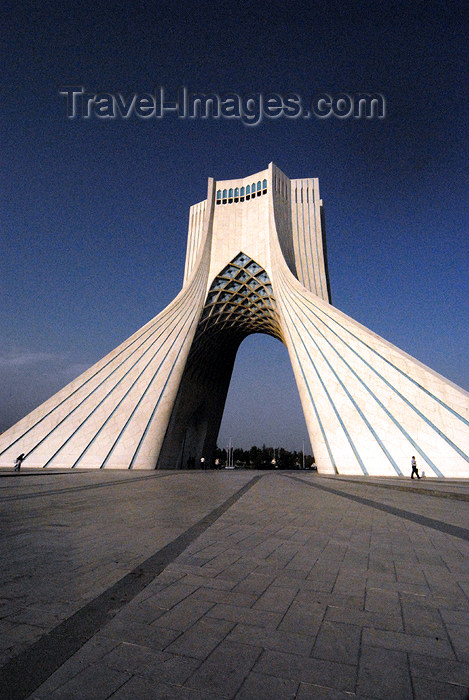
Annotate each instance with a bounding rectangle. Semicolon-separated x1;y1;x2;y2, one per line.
1;163;468;475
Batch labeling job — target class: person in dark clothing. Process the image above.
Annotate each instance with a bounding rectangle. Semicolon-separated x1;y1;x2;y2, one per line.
411;455;421;479
14;453;25;472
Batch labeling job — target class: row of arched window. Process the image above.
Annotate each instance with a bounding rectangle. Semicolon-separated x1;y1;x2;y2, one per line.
216;179;267;205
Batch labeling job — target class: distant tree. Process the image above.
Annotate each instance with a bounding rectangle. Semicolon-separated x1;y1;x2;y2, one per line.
214;444;314;469
214;447;227;467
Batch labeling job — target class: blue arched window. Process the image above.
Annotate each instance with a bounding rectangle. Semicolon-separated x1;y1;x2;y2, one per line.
262;179;267;192
234;187;239;197
240;186;245;196
257;181;261;191
246;185;250;195
222;189;227;202
252;183;256;196
229;188;233;198
216;190;221;199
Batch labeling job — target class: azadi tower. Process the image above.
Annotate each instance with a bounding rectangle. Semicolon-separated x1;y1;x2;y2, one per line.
1;164;468;476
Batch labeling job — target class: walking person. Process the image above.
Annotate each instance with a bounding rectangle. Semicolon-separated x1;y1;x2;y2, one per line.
14;453;25;472
411;455;421;479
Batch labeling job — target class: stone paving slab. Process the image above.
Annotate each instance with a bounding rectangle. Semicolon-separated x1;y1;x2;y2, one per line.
0;471;468;698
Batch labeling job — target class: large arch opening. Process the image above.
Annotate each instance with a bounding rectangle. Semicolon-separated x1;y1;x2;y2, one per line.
156;252;311;469
218;333;312;458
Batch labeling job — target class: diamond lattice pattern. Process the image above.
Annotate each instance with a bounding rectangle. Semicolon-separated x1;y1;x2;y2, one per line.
198;253;282;341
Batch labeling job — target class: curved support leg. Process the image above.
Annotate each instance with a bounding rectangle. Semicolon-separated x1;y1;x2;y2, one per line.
276;269;469;478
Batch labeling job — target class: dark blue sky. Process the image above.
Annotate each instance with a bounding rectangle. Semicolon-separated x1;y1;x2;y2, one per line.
1;0;468;452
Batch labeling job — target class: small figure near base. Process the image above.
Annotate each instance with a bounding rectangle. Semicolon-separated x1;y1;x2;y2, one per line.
14;453;25;472
411;455;421;479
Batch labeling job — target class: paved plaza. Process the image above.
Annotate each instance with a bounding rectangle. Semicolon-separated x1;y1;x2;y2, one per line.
0;469;468;699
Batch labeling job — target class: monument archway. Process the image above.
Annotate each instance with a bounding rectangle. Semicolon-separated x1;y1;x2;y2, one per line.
216;332;310;460
1;163;468;476
157;252;282;469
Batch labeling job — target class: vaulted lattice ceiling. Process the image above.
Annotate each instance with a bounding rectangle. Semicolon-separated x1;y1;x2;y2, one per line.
185;253;283;377
199;252;283;340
